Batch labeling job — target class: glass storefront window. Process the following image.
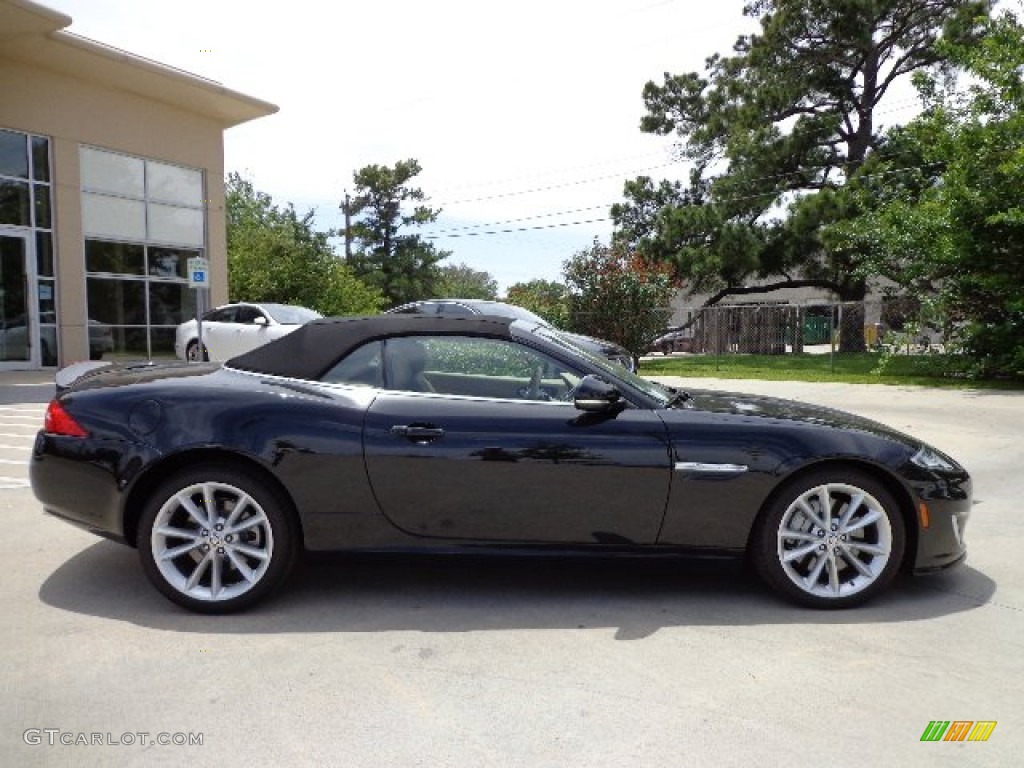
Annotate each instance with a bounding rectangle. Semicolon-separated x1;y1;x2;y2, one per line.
103;326;150;359
33;183;51;229
148;247;198;279
0;130;29;178
0;179;31;226
148;203;204;246
149;327;179;359
37;279;56;315
86;240;145;275
36;231;54;276
149;281;196;326
81;147;205;361
86;277;146;326
31;137;50;183
80;147;144;197
82;193;146;240
148;161;202;206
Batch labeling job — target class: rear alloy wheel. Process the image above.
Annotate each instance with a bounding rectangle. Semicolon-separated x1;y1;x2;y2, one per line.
752;470;905;608
186;341;208;362
138;466;296;613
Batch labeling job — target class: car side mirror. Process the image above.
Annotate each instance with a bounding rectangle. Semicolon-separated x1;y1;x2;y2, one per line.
253;316;268;326
574;375;625;413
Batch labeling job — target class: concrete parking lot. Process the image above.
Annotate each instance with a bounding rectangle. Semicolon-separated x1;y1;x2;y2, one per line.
1;374;1021;767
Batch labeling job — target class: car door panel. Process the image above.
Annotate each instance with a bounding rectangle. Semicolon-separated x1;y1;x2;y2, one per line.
202;321;232;360
363;392;672;544
228;306;265;357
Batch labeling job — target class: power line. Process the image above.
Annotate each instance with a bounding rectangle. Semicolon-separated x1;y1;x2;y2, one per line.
421;152;998;242
319;99;929;232
424;217;611;240
425;204;612;235
426;151;670;196
429;100;925;209
420;152;949;239
433;162;683;207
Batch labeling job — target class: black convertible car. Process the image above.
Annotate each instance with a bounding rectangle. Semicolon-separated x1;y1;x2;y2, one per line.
31;315;971;613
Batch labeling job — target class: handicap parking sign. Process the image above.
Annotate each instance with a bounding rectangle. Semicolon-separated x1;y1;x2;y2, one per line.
188;257;210;288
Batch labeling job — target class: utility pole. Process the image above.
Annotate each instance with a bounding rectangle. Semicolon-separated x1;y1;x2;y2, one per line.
340;191;352;259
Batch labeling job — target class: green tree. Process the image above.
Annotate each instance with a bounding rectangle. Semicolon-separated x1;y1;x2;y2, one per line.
828;12;1024;378
505;279;570;328
619;0;990;350
226;173;382;316
437;262;498;300
562;241;678;364
346;159;450;307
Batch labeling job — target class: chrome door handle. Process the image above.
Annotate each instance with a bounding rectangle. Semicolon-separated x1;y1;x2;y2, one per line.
390;424;445;442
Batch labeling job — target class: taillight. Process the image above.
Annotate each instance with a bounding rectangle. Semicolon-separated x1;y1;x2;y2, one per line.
44;400;89;437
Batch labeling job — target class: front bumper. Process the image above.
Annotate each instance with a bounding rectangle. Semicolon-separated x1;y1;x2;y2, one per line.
908;472;972;574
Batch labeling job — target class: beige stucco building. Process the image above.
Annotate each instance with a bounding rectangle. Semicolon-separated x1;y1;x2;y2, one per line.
0;0;276;369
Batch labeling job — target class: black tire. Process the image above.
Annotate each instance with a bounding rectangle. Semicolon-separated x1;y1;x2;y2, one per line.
751;468;906;609
186;340;208;362
137;464;297;613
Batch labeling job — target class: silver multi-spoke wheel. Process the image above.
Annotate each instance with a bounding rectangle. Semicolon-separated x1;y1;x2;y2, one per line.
139;466;295;613
152;481;273;603
777;483;892;600
753;470;905;608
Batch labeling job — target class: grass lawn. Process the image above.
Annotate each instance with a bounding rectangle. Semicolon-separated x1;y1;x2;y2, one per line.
639;352;1023;389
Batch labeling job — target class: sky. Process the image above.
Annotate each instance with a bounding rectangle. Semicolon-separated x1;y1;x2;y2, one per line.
44;0;924;294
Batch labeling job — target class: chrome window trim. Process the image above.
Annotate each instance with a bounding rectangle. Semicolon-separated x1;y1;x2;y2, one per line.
227;366;578;408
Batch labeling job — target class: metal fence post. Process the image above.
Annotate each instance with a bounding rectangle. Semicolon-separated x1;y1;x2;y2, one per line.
830;303;837;373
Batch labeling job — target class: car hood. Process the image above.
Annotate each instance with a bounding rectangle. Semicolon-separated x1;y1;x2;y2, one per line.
676;387;920;446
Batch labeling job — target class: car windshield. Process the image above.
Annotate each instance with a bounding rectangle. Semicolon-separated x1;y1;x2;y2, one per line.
262;304;322;324
534;327;673;407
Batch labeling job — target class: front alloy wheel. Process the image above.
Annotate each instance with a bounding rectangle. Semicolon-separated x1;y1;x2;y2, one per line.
753;470;905;608
138;466;296;613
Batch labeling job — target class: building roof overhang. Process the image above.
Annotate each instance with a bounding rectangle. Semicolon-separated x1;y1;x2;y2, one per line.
0;0;278;128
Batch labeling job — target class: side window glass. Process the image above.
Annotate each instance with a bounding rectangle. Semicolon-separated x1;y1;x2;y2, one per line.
385;336;581;401
235;306;262;324
205;308;234;323
320;341;382;387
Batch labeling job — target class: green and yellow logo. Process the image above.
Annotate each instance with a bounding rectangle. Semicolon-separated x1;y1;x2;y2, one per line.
921;721;997;742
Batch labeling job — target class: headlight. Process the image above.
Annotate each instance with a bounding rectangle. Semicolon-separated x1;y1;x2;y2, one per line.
911;445;959;472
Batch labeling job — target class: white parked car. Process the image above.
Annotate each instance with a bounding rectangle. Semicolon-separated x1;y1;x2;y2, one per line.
174;302;322;362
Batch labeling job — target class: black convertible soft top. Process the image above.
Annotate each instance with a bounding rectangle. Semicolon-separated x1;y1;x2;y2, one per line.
226;314;516;380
